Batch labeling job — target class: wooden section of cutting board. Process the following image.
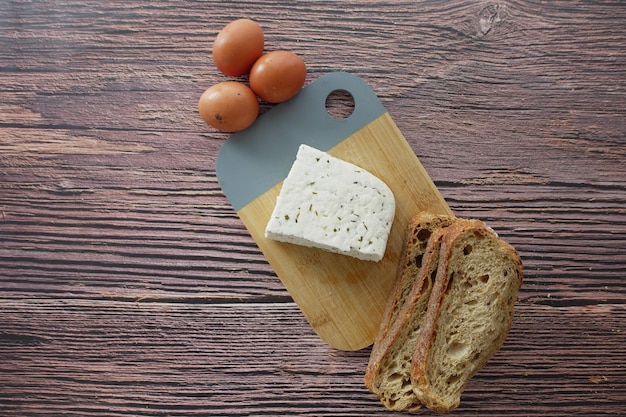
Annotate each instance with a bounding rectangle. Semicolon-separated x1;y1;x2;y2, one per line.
217;72;451;350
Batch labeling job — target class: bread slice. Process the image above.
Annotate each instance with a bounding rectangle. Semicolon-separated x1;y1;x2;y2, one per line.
372;212;457;348
364;212;457;411
411;219;523;413
364;227;446;411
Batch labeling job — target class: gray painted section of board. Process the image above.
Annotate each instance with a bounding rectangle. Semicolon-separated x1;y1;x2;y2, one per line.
216;71;386;211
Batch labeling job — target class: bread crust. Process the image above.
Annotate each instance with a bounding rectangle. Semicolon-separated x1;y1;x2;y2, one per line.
365;227;445;410
365;214;523;413
411;220;483;372
410;219;523;413
372;212;457;349
365;212;456;411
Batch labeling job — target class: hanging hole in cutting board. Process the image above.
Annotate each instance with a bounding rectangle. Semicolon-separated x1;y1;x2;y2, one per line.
325;89;355;120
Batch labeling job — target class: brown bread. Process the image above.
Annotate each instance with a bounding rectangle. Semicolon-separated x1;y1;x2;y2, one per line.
364;227;445;410
410;219;523;413
364;212;457;411
372;212;457;349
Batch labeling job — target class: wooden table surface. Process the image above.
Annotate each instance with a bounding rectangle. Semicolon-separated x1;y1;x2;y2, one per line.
1;1;625;415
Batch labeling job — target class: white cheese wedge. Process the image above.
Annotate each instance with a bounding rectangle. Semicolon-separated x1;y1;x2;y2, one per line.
264;144;395;262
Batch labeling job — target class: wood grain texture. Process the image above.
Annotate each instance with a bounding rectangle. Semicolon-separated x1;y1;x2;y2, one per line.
0;300;624;416
1;0;625;415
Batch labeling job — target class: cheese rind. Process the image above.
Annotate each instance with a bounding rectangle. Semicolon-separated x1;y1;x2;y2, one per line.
264;144;395;262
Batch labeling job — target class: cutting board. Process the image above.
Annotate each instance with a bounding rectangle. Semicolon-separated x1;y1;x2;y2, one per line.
216;72;451;351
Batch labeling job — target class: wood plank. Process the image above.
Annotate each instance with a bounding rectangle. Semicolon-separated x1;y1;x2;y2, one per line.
0;300;624;416
1;0;625;415
3;177;624;305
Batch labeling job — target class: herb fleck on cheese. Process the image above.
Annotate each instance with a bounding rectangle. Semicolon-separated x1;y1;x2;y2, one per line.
264;144;396;262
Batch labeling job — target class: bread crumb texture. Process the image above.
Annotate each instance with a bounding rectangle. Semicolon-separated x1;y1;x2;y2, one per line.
365;213;523;414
